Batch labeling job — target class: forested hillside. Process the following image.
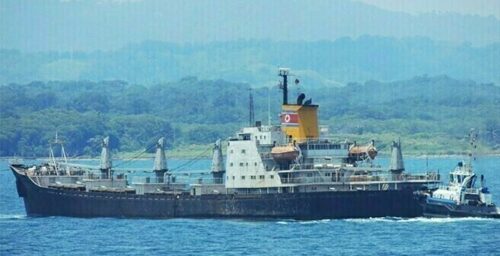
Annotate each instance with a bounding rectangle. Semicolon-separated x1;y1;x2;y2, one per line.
1;76;499;157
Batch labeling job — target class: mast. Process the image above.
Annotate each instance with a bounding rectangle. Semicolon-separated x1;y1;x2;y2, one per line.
153;137;168;183
467;129;478;172
49;142;57;173
54;132;68;163
267;87;271;126
249;88;255;126
49;132;68;175
279;68;289;105
100;136;112;179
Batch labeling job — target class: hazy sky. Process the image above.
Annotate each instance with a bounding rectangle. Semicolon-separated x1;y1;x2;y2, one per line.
356;0;500;18
1;0;499;52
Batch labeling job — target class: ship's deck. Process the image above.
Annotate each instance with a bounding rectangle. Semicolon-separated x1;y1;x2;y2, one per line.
14;163;441;197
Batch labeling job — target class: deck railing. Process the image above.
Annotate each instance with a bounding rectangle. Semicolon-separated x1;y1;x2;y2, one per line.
279;172;440;185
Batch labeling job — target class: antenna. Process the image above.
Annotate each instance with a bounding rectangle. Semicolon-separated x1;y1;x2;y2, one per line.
468;128;478;168
426;155;429;172
249;88;255;126
267;87;271;126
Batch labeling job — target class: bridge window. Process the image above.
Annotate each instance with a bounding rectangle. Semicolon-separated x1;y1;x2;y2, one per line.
259;175;265;180
251;176;256;180
241;176;245;180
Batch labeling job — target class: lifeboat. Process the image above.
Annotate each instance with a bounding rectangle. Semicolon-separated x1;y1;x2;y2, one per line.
348;143;377;160
271;145;299;163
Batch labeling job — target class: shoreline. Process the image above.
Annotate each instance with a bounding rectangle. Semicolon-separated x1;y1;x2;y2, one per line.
2;153;500;161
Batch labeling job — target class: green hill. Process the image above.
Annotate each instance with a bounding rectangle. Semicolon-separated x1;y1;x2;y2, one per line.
0;76;499;157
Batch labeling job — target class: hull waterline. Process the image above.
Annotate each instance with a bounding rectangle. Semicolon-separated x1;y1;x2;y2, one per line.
12;166;424;219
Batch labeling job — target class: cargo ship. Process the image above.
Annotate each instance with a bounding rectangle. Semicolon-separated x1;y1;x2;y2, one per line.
11;68;440;219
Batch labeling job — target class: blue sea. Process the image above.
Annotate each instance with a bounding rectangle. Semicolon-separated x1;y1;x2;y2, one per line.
1;157;499;256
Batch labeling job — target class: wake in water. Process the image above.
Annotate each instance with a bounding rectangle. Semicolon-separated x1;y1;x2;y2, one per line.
345;216;497;223
276;216;498;225
0;214;27;220
276;219;332;225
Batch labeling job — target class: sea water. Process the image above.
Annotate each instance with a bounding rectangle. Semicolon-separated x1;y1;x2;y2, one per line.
1;157;499;255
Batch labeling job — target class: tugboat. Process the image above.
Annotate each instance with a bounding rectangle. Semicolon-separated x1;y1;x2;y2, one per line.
10;68;441;219
419;131;500;218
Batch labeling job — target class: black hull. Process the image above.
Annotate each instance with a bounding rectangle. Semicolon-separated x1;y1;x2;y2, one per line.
13;167;424;219
421;200;500;219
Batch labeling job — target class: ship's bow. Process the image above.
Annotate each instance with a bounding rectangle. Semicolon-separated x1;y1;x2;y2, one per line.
10;165;30;198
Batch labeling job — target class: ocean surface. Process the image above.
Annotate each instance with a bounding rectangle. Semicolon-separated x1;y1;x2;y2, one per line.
1;156;500;256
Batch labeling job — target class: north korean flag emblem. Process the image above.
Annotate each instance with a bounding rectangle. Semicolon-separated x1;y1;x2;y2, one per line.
281;111;299;126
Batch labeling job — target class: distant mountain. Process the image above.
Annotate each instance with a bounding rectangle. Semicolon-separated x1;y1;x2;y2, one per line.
1;37;499;86
1;0;499;51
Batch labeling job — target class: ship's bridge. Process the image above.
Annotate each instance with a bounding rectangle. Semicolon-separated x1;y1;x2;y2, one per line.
236;125;286;146
298;139;351;160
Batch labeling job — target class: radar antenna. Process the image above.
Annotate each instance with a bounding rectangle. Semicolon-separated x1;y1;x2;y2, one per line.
278;68;301;105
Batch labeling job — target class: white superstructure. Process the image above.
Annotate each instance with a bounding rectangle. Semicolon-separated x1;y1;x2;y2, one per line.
431;161;493;206
225;125;285;188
